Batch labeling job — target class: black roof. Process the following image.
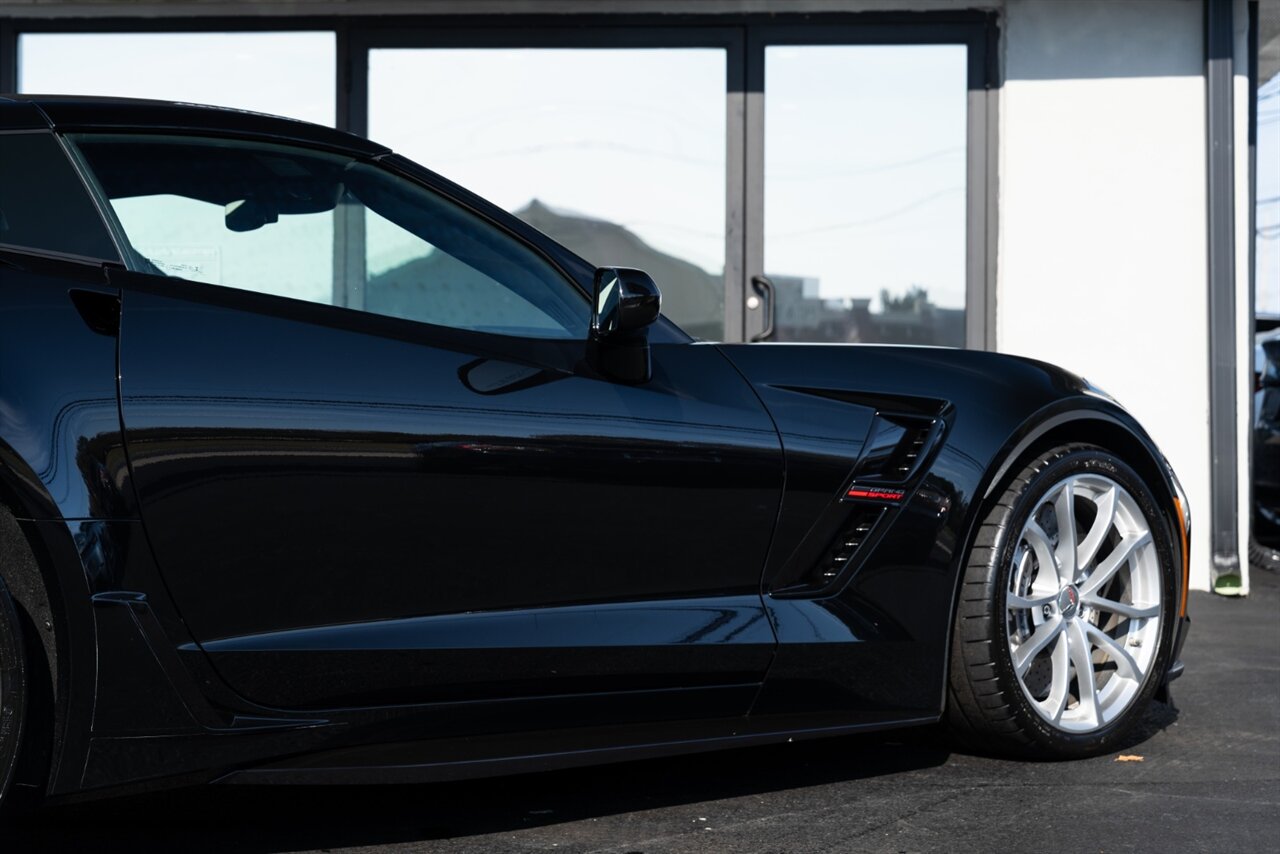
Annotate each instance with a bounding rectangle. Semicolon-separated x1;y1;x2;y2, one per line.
0;94;387;157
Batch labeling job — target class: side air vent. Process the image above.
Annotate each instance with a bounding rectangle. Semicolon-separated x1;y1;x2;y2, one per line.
809;506;884;588
893;423;931;478
852;413;942;486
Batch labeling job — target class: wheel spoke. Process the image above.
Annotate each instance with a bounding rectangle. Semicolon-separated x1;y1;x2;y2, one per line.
1080;531;1151;597
1008;590;1057;610
1013;615;1065;677
1022;520;1058;583
1076;484;1116;571
1052;480;1078;583
1043;630;1072;724
1066;620;1099;727
1083;621;1143;681
1082;595;1160;620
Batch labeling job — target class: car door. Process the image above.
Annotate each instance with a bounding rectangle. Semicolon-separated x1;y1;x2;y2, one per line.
71;131;782;719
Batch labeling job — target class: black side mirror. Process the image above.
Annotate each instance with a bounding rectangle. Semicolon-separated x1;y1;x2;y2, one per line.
593;267;661;339
591;267;661;384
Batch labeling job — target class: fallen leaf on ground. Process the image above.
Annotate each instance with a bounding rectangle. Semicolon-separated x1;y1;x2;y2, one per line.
1115;754;1145;762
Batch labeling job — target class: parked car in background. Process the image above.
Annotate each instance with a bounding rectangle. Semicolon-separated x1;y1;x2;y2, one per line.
0;95;1191;813
1253;324;1280;571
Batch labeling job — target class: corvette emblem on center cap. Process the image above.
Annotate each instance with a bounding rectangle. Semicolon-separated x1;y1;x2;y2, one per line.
1058;585;1080;619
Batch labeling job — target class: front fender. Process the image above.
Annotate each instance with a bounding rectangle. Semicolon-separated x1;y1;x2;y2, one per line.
716;343;1184;717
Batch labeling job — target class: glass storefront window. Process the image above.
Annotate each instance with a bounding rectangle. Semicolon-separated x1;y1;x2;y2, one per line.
764;44;968;346
1258;71;1279;318
18;32;335;127
15;30;979;346
370;48;727;340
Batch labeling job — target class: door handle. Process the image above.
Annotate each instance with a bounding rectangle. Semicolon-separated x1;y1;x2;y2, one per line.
68;288;122;337
749;275;775;342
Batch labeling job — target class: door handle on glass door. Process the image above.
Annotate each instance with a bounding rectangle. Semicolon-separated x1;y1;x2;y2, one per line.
750;275;775;342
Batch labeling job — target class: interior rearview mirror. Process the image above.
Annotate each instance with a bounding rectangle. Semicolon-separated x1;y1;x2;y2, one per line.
225;197;279;233
591;267;661;384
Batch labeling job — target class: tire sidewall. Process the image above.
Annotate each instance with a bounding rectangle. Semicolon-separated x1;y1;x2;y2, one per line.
992;447;1177;757
0;574;26;810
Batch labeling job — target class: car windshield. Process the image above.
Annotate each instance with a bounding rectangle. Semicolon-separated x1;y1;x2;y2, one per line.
69;133;589;339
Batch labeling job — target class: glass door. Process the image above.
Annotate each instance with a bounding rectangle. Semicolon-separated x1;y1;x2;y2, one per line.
756;43;969;347
354;19;991;345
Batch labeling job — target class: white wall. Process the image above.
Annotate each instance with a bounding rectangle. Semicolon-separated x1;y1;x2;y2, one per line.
998;0;1232;591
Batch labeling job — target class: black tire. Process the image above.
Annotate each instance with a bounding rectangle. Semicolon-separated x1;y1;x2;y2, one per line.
0;571;28;814
947;443;1177;759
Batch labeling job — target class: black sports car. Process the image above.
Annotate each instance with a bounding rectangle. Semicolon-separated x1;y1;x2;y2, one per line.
0;95;1190;810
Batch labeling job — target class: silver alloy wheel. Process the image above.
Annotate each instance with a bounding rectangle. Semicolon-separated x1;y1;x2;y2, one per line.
1006;473;1162;733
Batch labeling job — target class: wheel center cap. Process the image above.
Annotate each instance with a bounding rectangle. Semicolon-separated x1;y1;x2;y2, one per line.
1058;585;1080;619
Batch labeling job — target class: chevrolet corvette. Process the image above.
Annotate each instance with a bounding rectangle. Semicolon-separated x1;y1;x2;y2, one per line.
0;95;1191;810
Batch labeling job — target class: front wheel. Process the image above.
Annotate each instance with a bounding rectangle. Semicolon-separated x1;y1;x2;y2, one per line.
947;444;1176;758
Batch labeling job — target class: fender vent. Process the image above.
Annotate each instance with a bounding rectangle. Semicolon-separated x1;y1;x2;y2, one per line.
893;424;931;477
853;414;942;485
811;507;884;587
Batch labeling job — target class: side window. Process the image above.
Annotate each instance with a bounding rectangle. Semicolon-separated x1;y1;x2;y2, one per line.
0;133;119;260
69;134;588;339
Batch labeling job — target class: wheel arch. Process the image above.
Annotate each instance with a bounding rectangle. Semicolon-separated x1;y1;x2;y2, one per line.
0;457;75;798
979;406;1178;521
940;401;1187;715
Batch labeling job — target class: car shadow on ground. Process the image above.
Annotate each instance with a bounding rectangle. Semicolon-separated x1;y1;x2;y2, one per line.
8;699;1182;854
10;727;953;853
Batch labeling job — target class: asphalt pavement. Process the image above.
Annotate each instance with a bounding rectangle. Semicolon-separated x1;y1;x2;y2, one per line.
9;569;1279;853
